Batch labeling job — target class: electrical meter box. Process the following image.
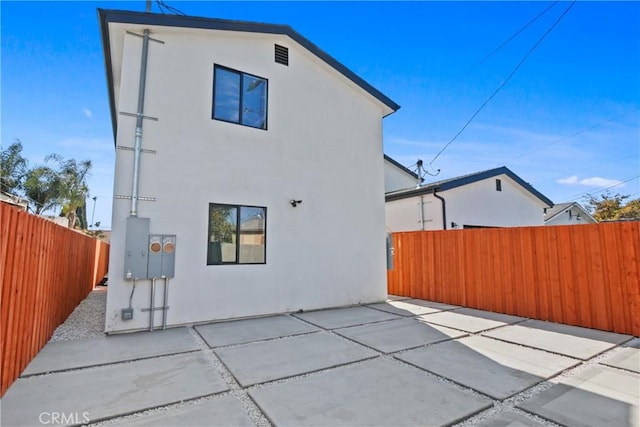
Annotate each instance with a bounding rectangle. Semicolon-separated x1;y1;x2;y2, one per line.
124;217;150;280
147;234;176;278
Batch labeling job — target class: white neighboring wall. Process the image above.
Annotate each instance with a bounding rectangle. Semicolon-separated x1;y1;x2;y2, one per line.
385;173;548;232
384;158;419;193
103;19;395;332
545;204;597;226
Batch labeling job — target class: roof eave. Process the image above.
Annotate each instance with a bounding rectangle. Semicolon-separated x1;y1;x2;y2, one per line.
97;8;400;143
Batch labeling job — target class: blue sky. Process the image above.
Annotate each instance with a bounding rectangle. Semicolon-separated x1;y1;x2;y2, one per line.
2;1;639;228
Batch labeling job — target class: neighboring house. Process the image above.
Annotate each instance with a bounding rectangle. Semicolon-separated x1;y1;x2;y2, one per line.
99;9;399;332
384;154;421;193
385;166;553;231
544;202;597;226
0;191;28;211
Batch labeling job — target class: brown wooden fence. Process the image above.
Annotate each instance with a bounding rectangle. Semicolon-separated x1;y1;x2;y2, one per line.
0;203;110;396
388;222;639;336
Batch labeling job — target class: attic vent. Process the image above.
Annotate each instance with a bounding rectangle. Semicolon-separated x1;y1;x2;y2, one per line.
275;44;289;66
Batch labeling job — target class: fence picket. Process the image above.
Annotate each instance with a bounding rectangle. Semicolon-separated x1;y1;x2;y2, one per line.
0;204;109;396
388;223;639;336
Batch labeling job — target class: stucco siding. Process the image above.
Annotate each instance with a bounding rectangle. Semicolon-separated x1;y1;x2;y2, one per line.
384;160;418;193
106;25;388;332
385;174;547;232
445;175;546;228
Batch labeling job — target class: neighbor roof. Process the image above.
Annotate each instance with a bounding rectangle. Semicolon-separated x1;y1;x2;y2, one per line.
98;9;400;140
385;166;554;207
544;202;596;222
383;155;421;180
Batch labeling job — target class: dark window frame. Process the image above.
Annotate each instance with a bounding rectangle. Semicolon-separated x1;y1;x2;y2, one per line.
496;179;502;192
207;203;267;265
212;64;268;130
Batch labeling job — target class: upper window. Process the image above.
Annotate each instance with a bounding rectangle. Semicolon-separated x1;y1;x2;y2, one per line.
212;65;268;130
207;203;266;265
495;179;502;192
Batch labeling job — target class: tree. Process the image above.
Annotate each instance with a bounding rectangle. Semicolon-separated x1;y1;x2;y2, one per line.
585;192;640;221
617;198;640;219
23;163;60;214
0;140;28;194
50;155;92;229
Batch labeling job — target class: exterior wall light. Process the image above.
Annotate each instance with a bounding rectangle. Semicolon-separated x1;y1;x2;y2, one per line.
290;199;302;207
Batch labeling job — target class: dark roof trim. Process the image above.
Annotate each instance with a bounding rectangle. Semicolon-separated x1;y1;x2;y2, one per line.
386;166;553;206
383;154;420;180
98;9;400;140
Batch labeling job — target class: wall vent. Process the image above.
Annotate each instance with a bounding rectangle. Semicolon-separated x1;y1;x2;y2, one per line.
275;44;289;66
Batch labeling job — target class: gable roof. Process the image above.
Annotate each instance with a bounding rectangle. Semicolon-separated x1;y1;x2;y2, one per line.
544;202;596;223
385;166;554;207
383;154;420;180
98;9;400;140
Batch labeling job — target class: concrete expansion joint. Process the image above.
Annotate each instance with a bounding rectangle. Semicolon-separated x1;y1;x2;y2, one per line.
18;350;201;380
186;326;272;427
211;329;322;350
457;334;639;426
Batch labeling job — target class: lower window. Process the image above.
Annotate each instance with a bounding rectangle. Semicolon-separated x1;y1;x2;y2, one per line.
207;203;266;265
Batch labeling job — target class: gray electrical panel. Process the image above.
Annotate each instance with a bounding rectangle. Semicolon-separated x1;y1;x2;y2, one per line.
147;234;176;278
124;217;150;279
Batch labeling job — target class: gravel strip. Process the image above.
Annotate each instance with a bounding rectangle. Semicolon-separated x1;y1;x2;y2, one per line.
50;286;107;342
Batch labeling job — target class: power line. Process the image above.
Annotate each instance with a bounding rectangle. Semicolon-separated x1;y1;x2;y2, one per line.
429;0;576;168
563;175;640;202
506;107;640;163
156;0;186;16
472;1;559;71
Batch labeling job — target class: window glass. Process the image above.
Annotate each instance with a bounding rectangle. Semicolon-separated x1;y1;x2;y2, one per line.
208;205;237;264
241;75;267;129
213;68;240;123
239;206;266;263
207;204;266;265
213;65;267;129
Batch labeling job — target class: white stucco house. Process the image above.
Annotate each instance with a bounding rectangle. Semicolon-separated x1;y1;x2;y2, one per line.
99;9;399;333
544;202;597;226
383;154;421;193
385;165;553;231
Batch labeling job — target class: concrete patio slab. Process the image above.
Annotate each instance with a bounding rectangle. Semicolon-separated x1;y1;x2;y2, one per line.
475;409;549;426
21;327;199;376
249;357;492;426
600;338;640;373
1;352;229;426
483;319;632;360
215;332;377;386
518;365;639;427
335;317;466;353
419;308;525;333
292;306;401;329
106;395;254;426
194;315;318;348
397;335;579;399
367;299;459;317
